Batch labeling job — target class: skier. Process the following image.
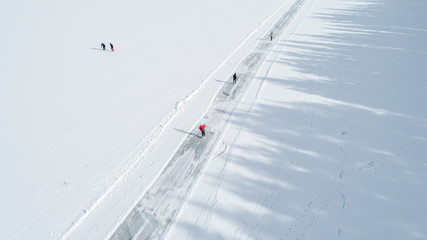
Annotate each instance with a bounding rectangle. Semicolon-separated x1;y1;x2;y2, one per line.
110;43;114;52
232;73;237;84
101;43;106;50
199;124;206;137
270;32;273;41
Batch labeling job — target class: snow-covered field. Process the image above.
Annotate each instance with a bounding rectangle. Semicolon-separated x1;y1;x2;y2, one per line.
0;0;286;238
1;0;426;239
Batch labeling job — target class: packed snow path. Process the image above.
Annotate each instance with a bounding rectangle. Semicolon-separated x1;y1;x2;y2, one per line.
1;1;294;239
166;0;427;239
59;1;306;239
109;0;310;239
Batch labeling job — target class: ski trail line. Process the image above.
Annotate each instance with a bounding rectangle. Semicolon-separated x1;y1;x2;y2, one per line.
60;2;296;239
108;0;313;239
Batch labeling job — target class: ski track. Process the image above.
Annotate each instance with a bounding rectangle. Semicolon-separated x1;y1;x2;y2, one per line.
62;1;299;239
173;0;427;239
190;0;317;239
177;0;319;239
107;0;316;239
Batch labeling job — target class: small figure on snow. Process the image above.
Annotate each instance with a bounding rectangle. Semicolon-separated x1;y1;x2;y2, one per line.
101;43;106;50
270;32;273;41
110;43;114;52
232;73;237;84
199;124;206;137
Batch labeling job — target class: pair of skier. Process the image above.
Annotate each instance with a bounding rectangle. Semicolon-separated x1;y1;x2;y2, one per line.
101;42;114;52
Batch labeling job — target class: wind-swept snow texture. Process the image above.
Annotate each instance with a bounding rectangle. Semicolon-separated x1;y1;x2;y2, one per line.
0;0;288;239
167;0;427;239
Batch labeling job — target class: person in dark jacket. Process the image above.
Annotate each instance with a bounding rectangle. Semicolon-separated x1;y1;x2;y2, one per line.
199;124;206;137
110;43;114;52
270;32;273;41
233;73;237;84
101;43;106;50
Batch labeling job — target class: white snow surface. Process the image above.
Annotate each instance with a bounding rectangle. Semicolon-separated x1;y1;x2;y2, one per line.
1;0;426;239
1;0;286;238
166;0;427;239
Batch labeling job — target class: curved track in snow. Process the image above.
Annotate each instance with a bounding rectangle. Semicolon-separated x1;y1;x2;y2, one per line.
109;0;311;239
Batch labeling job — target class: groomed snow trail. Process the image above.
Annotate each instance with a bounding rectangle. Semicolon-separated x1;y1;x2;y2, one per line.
61;1;300;239
109;0;312;239
166;0;427;239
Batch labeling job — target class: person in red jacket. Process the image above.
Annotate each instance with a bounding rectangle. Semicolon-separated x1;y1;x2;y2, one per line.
199;124;206;137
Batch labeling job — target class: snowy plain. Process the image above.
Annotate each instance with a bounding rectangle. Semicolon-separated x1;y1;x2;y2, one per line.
1;0;287;238
1;0;427;239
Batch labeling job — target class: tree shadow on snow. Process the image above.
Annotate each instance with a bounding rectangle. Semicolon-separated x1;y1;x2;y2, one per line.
174;0;427;239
